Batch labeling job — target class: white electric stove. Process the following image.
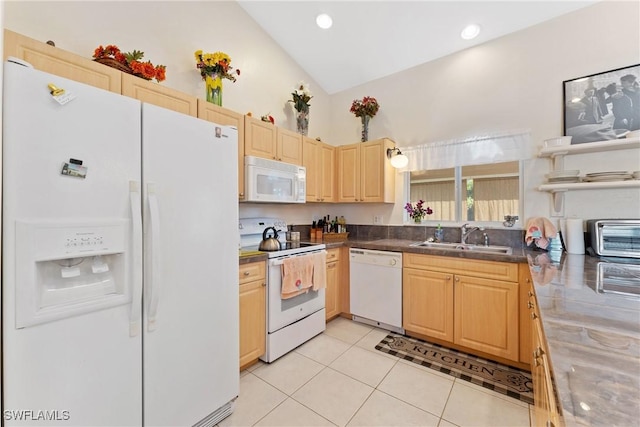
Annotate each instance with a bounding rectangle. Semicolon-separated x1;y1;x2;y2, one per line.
239;218;326;362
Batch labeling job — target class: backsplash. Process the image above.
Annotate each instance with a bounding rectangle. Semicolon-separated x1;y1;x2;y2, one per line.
291;224;526;248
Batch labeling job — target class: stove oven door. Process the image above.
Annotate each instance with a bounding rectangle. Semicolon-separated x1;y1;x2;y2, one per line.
267;252;326;333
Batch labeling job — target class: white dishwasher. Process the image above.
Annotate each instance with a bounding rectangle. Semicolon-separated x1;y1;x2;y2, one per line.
349;248;404;334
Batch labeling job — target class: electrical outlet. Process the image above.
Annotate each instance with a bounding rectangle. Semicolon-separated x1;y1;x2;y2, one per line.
373;215;383;224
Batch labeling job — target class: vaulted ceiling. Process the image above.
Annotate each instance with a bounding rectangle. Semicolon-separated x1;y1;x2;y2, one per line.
238;1;598;94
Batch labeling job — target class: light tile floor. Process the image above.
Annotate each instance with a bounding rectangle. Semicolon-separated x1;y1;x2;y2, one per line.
221;317;531;427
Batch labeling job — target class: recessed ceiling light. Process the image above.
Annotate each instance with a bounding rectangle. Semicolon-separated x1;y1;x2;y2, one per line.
461;24;481;40
316;13;333;29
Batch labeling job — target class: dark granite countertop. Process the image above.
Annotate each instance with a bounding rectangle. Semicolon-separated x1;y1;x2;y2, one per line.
344;238;529;263
238;252;268;265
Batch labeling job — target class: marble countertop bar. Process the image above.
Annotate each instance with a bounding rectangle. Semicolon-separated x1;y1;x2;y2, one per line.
527;252;640;427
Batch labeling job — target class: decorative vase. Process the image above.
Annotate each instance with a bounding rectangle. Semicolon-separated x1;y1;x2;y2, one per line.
414;217;422;224
205;74;223;106
361;115;370;142
296;110;309;136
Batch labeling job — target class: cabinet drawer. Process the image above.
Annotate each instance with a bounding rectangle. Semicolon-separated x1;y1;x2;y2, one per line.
239;261;266;285
404;253;518;282
326;248;341;263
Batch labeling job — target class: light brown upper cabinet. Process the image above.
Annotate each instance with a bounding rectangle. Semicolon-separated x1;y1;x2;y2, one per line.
122;73;197;117
302;136;336;202
244;116;302;165
3;29;122;93
277;128;303;165
337;138;395;203
4;29;197;117
198;100;246;200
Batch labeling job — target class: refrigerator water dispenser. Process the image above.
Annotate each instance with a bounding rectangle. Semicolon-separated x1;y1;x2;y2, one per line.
15;220;130;328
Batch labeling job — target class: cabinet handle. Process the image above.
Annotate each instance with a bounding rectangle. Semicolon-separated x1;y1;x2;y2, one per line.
534;347;545;361
454;277;459;282
528;301;535;309
243;271;250;276
261;282;266;287
546;421;555;427
327;264;336;269
239;192;244;197
526;278;531;283
532;354;541;367
531;312;538;320
528;291;534;297
445;276;452;281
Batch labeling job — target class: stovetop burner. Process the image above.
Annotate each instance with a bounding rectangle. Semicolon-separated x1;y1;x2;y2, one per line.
239;217;325;258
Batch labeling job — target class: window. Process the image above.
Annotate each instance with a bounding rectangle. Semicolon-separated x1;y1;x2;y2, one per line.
408;161;520;223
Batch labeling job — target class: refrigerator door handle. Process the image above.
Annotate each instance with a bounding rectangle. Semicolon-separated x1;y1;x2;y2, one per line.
147;183;162;332
129;181;143;337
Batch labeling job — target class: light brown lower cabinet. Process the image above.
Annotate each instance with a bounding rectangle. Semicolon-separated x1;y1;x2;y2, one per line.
529;286;563;427
403;253;519;362
325;248;341;320
239;261;266;370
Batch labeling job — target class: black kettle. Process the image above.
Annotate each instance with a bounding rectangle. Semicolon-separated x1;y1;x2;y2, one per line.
259;227;281;251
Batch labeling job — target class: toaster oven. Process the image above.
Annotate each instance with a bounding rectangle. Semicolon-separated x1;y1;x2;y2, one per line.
587;219;640;259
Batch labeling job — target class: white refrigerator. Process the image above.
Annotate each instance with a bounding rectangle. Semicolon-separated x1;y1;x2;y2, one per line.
2;60;239;426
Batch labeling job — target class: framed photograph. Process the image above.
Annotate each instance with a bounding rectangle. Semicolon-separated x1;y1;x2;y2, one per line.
563;64;640;144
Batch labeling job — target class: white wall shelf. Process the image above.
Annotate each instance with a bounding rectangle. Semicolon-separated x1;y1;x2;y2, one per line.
538;179;640;192
538;137;640;159
537;136;640;216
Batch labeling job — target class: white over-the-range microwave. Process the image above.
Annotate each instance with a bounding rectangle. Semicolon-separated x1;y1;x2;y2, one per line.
244;156;306;203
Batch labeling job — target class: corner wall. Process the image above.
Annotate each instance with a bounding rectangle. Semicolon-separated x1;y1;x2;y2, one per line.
330;0;640;224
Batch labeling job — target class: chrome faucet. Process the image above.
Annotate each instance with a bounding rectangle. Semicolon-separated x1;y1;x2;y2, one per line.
461;223;484;244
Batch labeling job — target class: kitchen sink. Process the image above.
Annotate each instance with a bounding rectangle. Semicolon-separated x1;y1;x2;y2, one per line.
410;241;513;255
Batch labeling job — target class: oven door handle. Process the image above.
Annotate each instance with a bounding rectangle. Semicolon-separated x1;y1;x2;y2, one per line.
269;250;327;266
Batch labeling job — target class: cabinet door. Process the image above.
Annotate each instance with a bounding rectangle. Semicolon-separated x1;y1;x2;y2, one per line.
4;29;122;93
239;279;266;370
360;140;385;202
244;116;277;160
454;275;519;361
122;73;197;116
519;266;533;365
277;128;303;165
325;260;340;320
337;144;360;202
302;137;321;202
320;143;336;202
361;138;395;203
339;247;351;315
531;316;547;427
402;268;454;341
198;100;246;200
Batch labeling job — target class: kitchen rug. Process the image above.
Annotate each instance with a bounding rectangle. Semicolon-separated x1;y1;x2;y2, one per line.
376;334;533;404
